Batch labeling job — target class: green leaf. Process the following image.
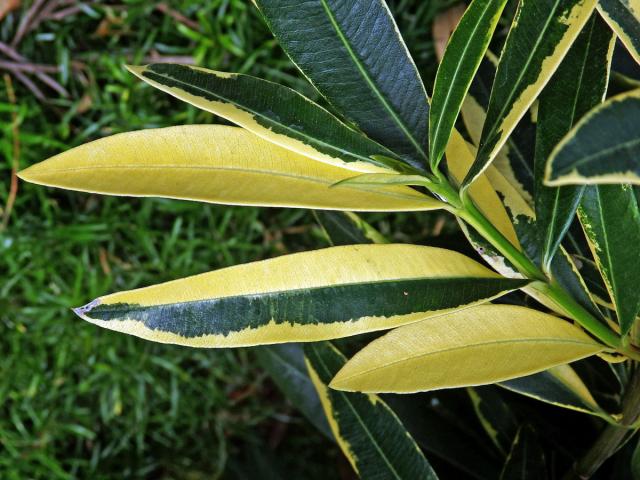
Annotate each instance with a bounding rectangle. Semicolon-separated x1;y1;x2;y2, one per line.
330;304;605;393
332;173;432;189
17;125;443;213
429;0;508;169
597;0;640;65
254;344;333;440
463;0;597;188
578;184;640;335
499;364;608;417
574;255;613;306
500;426;547;480
255;0;429;165
465;163;603;320
314;211;388;246
387;395;502;479
72;244;528;347
632;435;640;479
467;386;518;456
304;342;438;479
545;89;640;185
128;64;401;173
535;13;615;270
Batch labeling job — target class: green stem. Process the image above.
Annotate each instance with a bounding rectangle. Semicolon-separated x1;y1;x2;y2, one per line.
534;282;623;351
564;366;640;479
429;175;623;351
456;198;545;282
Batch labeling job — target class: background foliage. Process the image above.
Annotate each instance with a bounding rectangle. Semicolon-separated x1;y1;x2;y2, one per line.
0;1;459;477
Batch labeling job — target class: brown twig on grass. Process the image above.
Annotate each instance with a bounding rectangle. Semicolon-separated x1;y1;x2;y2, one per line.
1;74;21;231
155;2;201;31
10;68;45;99
0;59;59;73
10;0;46;46
3;0;90;98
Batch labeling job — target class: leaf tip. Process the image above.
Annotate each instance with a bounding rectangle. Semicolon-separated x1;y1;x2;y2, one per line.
16;164;41;184
329;369;358;392
16;168;28;182
125;64;146;77
72;298;102;320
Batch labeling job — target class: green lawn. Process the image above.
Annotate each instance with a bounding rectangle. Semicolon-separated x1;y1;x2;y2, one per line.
0;1;455;477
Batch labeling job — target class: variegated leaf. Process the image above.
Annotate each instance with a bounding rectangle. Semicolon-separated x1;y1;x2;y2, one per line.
72;245;528;347
305;342;438;479
464;0;597;188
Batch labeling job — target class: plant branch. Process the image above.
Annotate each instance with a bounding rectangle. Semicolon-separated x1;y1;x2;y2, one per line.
429;175;623;351
564;365;640;479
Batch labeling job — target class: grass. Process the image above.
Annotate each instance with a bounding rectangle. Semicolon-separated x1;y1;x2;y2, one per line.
0;1;457;478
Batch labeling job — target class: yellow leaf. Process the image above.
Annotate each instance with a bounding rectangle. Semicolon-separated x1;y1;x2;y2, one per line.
446;130;521;248
18;125;442;212
330;304;605;393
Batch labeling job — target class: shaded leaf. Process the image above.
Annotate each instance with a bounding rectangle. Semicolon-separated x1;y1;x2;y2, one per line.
499;364;608;417
535;13;614;270
254;344;333;440
387;394;501;479
315;211;387;247
545;89;640;185
500;426;547;480
255;0;430;165
632;435;640;479
468;386;518;455
305;342;438;479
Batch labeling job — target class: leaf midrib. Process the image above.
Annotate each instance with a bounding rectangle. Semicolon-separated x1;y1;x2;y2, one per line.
26;164;428;202
474;0;564;181
542;16;596;263
311;347;403;480
431;0;500;164
318;0;428;162
337;336;600;383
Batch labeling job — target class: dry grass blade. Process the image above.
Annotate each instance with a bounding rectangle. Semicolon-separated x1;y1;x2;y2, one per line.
432;3;467;62
11;0;46;46
10;68;44;99
2;74;20;231
155;2;201;31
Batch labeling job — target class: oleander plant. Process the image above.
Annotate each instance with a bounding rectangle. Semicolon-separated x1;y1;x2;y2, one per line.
19;0;640;478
